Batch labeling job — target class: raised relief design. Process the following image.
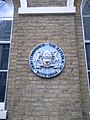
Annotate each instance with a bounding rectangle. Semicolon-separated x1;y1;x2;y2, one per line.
34;50;60;68
29;43;65;78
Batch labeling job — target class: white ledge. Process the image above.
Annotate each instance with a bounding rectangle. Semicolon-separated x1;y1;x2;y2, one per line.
0;110;7;119
18;6;76;14
0;103;7;119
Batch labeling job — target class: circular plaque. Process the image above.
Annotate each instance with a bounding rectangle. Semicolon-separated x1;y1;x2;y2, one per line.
29;43;65;78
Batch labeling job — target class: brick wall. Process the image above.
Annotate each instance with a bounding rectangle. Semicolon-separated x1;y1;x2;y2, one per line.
75;0;89;119
7;0;89;120
27;0;67;7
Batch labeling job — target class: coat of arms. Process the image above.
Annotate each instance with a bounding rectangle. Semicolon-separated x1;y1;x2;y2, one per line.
29;43;65;78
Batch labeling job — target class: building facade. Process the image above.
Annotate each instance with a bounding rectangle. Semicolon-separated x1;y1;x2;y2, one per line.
0;0;90;120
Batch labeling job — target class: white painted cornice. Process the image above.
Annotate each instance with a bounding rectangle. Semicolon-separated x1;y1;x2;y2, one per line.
18;0;76;14
67;0;75;7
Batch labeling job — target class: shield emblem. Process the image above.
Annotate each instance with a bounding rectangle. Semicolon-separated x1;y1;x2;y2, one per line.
42;50;52;67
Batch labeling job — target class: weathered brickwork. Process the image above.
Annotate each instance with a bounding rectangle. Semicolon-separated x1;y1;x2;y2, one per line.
75;0;89;119
7;0;89;120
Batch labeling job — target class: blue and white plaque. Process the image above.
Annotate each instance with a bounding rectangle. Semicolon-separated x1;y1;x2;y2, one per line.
29;43;65;78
